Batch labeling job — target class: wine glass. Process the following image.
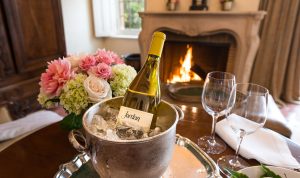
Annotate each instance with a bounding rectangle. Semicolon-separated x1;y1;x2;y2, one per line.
198;71;236;154
217;83;269;176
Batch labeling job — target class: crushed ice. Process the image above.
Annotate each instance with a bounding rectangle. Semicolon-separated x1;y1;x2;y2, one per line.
89;107;162;141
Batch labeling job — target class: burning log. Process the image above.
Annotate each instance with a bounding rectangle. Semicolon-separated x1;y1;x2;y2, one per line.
191;64;207;80
167;46;202;83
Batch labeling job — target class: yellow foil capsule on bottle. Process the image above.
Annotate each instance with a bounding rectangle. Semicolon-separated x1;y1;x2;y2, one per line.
148;32;166;57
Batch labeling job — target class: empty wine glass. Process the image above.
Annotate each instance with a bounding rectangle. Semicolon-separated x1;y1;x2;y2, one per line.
217;83;269;176
198;71;236;154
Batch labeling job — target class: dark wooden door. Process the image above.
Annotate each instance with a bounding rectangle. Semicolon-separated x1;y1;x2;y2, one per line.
2;0;66;73
0;3;15;81
0;0;66;119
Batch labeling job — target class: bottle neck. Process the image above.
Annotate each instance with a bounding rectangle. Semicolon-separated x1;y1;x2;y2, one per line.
144;54;160;75
146;54;160;62
142;54;160;72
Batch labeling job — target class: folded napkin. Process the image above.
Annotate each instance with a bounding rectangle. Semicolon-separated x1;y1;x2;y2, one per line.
0;110;62;141
267;95;287;124
216;119;300;169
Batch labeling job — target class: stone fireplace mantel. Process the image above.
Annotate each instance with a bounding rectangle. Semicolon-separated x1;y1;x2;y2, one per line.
138;11;266;83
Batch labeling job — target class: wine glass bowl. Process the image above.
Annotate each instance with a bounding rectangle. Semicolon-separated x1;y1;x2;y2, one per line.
202;87;234;117
198;71;236;154
227;84;268;135
217;83;269;176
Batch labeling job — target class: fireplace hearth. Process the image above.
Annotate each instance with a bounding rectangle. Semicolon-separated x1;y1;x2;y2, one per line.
167;81;203;102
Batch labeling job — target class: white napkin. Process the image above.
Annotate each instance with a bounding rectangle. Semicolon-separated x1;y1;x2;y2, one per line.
216;119;300;169
267;95;287;124
0;110;63;141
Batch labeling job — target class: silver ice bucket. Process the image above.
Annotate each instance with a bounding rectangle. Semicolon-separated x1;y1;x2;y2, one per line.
69;96;183;178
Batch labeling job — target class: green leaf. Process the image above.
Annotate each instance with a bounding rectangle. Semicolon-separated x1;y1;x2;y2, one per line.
260;164;282;178
46;98;60;103
225;168;249;178
60;113;83;130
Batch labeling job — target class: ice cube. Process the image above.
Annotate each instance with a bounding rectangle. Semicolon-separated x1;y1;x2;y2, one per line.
116;125;132;139
105;129;120;141
106;119;117;130
90;115;108;135
132;129;144;139
116;125;145;140
148;126;162;137
103;106;119;121
93;130;106;137
142;133;149;139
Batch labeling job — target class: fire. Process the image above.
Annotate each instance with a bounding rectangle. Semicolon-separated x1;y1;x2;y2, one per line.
167;46;201;83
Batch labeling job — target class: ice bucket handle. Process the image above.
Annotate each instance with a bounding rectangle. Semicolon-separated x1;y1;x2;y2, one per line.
173;104;184;121
69;130;88;152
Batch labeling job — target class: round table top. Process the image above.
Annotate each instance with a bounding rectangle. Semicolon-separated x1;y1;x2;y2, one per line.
0;93;299;178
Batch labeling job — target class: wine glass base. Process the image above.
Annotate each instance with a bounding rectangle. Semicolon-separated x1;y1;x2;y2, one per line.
217;155;250;176
197;136;226;154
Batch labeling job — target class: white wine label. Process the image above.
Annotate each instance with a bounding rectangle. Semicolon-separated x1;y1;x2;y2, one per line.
117;106;153;132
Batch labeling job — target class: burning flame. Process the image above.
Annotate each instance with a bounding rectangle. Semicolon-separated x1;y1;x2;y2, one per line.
167;46;201;83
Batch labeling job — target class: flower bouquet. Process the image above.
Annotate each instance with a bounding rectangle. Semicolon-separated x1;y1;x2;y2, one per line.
38;49;137;130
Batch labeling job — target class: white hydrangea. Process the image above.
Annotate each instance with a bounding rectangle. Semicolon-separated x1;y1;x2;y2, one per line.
110;64;137;96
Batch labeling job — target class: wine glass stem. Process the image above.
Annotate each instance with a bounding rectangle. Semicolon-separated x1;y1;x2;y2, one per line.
210;114;218;142
234;131;246;162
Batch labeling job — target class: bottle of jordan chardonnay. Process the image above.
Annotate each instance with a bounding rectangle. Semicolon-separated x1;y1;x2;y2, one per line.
117;31;166;132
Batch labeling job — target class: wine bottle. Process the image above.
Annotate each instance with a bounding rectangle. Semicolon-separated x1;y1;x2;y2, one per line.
117;31;166;132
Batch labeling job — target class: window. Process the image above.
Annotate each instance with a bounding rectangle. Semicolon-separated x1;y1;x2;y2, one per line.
93;0;144;37
118;0;144;35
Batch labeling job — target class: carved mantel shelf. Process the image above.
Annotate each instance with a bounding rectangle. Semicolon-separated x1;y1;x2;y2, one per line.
139;11;266;83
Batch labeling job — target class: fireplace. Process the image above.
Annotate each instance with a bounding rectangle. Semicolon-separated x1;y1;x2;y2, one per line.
138;11;266;84
160;31;234;83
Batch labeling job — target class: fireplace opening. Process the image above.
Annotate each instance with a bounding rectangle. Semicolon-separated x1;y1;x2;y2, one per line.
160;31;235;102
166;45;201;84
160;31;234;83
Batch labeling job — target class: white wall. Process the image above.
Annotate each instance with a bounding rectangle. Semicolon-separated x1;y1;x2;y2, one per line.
102;38;140;56
146;0;260;11
61;0;104;55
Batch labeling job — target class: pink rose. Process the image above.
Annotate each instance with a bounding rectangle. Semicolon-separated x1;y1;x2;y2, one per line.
64;55;81;69
39;59;74;97
95;49;114;65
107;50;124;64
89;63;112;80
79;55;97;71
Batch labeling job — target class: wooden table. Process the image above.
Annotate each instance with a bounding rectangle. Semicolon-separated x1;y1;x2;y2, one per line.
0;93;299;178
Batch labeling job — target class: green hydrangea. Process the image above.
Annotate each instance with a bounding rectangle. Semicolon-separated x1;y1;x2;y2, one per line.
37;92;55;108
110;64;137;96
59;74;89;115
